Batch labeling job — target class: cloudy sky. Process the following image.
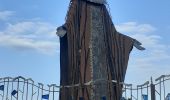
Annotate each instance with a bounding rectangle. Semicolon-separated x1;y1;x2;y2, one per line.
0;0;170;89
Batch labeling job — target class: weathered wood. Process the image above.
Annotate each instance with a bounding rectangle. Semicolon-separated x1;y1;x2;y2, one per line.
90;5;108;100
58;0;144;100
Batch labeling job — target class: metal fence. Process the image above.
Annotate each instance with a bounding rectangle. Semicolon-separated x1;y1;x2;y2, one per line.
122;74;170;100
0;76;59;100
0;75;170;100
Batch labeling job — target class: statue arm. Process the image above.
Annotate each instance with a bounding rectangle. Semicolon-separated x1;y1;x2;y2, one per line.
117;32;145;51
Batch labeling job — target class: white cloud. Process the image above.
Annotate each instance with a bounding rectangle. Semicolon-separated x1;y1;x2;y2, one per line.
0;11;14;21
130;34;165;50
115;22;156;34
0;21;59;55
116;22;162;49
5;21;56;37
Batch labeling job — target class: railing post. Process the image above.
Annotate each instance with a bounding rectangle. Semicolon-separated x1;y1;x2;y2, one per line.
150;77;155;100
163;77;166;100
2;78;5;100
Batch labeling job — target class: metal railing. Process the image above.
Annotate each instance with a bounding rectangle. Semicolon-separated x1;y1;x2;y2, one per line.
122;74;170;100
0;75;170;100
0;76;59;100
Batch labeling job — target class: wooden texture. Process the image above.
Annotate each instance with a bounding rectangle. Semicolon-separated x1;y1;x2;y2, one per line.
59;0;135;100
90;4;108;100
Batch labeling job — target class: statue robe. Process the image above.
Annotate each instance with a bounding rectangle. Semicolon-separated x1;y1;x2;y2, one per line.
59;0;134;100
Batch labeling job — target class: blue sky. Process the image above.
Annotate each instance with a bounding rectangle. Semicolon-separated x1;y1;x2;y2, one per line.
0;0;170;88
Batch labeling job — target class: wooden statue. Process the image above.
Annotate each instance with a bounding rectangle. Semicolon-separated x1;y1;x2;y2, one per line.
57;0;144;100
